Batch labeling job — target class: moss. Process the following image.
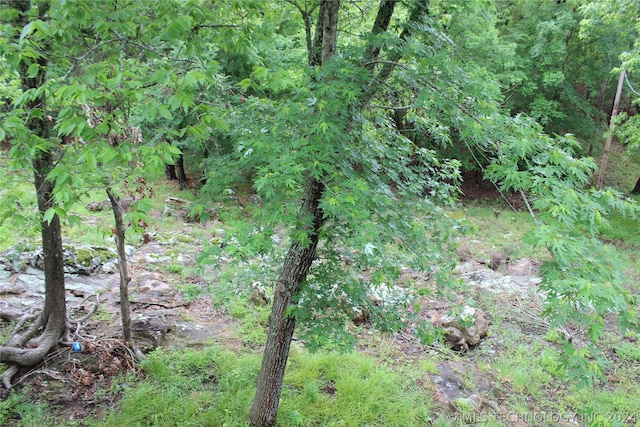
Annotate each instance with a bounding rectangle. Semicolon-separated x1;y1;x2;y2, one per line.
89;246;117;262
75;247;94;267
175;234;196;243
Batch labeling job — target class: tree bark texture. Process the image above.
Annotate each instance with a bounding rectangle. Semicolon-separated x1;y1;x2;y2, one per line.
106;188;132;345
0;0;67;369
176;154;188;189
249;177;325;427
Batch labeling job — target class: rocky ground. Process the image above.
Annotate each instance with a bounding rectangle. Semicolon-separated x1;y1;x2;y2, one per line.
0;226;553;425
3;178;599;425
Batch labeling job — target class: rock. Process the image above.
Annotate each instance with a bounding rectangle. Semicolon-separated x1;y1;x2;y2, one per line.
431;362;507;418
27;245;118;275
489;251;509;271
505;258;540;277
87;196;134;212
101;260;118;274
455;260;540;297
431;305;491;351
248;282;270;306
86;200;109;212
131;313;175;352
456;243;472;262
1;247;29;273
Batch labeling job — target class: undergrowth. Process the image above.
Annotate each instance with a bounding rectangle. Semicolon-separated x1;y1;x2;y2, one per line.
89;345;433;427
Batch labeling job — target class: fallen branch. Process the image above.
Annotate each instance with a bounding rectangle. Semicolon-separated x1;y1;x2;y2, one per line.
68;294;100;324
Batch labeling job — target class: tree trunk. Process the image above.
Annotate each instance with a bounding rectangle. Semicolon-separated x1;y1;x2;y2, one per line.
596;70;625;190
249;176;325;427
165;163;177;180
631;176;640;195
0;0;67;381
106;188;132;345
176;154;188;190
250;4;340;424
33;153;68;336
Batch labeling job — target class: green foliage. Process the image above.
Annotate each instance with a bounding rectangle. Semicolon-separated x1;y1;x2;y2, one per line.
0;177;38;251
613;340;640;362
486;114;640;386
494;0;620;146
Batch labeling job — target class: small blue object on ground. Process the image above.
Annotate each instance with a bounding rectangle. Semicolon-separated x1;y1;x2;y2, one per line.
72;342;81;352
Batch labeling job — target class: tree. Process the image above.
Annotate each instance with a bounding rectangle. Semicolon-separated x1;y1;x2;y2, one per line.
249;2;339;423
0;0;68;387
485;114;640;387
247;1;460;425
580;0;640;191
0;0;186;382
494;0;627;150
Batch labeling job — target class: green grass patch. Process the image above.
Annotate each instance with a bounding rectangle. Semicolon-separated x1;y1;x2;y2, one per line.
600;211;640;247
0;390;53;427
458;203;544;262
89;345;434;427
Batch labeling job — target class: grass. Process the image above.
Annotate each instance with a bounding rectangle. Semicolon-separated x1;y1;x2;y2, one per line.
88;345;434;427
0;391;52;427
458;202;546;262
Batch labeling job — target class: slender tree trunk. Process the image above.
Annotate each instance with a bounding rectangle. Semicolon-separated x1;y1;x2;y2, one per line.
106;188;132;344
250;3;340;425
249;176;325;427
596;70;625;191
33;154;67;332
249;1;427;424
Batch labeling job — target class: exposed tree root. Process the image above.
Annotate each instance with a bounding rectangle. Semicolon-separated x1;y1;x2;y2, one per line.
0;294;147;390
67;294;100;339
2;366;18;390
0;295;100;389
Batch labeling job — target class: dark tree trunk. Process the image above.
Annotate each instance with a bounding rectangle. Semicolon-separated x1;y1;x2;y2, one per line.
249;3;340;426
249;177;325;427
165;154;187;189
0;0;67;384
33;153;68;333
176;154;188;189
165;163;177;180
632;176;640;195
249;1;427;424
106;188;132;344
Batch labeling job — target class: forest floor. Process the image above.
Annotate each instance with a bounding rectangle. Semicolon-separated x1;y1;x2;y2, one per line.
0;177;639;426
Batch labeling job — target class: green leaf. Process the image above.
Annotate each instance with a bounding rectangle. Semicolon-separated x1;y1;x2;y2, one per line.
19;22;34;42
42;207;56;224
158;106;173;120
238;78;253;91
26;63;40;78
67;215;82;228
